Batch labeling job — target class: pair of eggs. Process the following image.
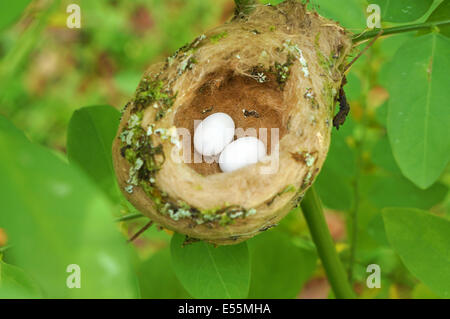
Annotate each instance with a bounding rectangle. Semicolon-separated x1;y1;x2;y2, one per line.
193;112;266;173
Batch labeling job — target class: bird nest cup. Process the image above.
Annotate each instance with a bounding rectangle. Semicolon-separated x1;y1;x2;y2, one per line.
113;1;353;245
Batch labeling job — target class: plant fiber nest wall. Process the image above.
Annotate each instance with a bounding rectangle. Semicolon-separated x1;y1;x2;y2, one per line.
113;0;353;245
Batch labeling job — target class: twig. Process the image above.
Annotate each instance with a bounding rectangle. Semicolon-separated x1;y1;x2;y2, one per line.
127;221;154;243
345;30;383;73
352;19;450;44
300;186;356;299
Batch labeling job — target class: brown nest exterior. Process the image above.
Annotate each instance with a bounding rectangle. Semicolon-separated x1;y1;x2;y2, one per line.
112;0;353;245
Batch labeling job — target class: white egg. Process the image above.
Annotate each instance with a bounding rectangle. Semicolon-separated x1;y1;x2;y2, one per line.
194;112;235;156
219;137;266;173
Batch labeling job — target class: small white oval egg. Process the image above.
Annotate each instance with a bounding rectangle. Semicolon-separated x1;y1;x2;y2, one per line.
219;137;266;173
194;112;235;156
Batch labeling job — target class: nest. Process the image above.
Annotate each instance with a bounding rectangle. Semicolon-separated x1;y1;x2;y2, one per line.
113;0;353;245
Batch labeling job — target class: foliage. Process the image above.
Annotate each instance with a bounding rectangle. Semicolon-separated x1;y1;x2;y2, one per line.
0;0;31;32
171;233;250;299
0;116;138;298
248;229;317;299
67;105;121;201
0;261;42;298
387;33;450;189
383;208;450;298
368;0;434;23
424;0;450;37
137;248;190;299
0;0;448;299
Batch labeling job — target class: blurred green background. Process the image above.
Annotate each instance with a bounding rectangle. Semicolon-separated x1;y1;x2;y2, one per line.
0;0;234;150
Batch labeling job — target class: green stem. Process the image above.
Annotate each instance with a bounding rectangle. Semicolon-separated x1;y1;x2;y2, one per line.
353;19;450;43
115;213;144;222
301;186;356;299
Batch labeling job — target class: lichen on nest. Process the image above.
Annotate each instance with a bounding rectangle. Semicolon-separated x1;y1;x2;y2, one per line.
112;0;353;245
118;107;257;226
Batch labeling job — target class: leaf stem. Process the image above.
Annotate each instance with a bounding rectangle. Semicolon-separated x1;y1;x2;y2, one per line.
353;19;450;44
300;186;356;299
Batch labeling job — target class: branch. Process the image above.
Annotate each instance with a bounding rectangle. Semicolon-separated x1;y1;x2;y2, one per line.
353;19;450;44
300;186;356;299
127;221;154;243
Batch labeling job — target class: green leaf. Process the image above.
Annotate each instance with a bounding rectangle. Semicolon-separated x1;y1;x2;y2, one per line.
315;169;354;211
345;72;363;102
375;101;388;127
316;123;356;210
412;283;442;299
372;137;448;210
383;208;450;298
170;233;250;299
137;248;191;299
378;33;415;61
0;116;138;298
0;115;27;140
114;71;142;95
367;213;389;246
369;0;433;22
423;0;450;38
0;0;30;32
248;230;316;299
372;137;402;175
387;33;450;189
67;105;121;202
0;261;43;298
360;173;447;210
